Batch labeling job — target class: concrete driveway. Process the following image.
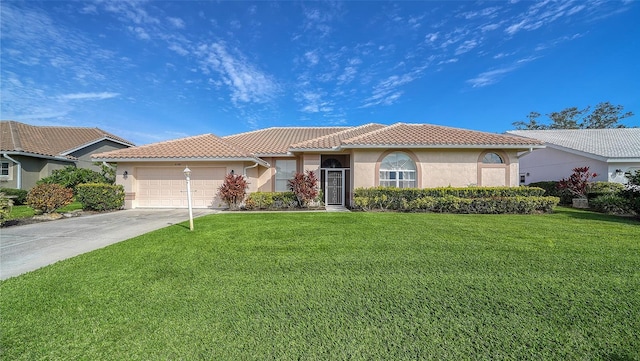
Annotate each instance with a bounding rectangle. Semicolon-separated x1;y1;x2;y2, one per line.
0;209;218;280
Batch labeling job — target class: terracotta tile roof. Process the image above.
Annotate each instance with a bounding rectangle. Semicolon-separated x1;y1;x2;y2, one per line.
341;123;544;148
92;133;267;165
223;127;349;155
290;123;386;150
1;120;134;158
507;129;640;159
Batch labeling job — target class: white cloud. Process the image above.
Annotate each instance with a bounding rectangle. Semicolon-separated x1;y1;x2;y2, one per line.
455;40;478;55
168;43;189;56
467;67;517;88
128;26;150;40
59;92;120;100
197;42;279;104
167;17;185;29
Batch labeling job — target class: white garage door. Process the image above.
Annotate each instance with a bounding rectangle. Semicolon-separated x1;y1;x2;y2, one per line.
136;167;226;208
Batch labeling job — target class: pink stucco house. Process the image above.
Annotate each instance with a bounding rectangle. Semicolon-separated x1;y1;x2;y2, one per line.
92;123;543;209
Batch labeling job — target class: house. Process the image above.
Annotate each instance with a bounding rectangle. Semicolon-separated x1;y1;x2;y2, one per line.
1;120;135;190
506;129;640;185
92;123;544;209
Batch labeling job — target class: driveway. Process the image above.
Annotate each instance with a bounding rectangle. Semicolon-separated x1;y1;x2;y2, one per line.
0;209;218;280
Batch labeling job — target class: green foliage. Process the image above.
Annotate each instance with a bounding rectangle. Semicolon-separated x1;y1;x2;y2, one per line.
76;183;125;211
0;188;28;205
586;181;625;200
352;186;556;214
621;170;640;215
513;101;634;129
527;181;573;205
26;183;73;214
217;173;249;209
38;165;113;192
590;194;632;215
95;162;116;184
0;193;13;223
244;191;297;210
1;211;639;359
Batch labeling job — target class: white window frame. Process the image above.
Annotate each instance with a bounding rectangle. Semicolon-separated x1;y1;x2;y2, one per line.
379;152;417;188
0;161;9;178
275;159;297;192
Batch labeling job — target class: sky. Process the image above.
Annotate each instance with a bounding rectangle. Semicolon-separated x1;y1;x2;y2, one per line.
1;1;639;146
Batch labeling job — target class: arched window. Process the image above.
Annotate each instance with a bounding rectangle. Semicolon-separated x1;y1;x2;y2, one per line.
482;152;504;164
379;151;417;188
322;158;342;168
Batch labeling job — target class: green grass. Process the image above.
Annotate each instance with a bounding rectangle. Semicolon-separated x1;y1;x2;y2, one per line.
6;201;83;220
1;208;639;360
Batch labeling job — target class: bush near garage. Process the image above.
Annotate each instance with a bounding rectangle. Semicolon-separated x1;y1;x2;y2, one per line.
0;188;28;205
38;165;114;193
244;192;298;210
352;186;558;214
26;184;74;214
76;183;125;211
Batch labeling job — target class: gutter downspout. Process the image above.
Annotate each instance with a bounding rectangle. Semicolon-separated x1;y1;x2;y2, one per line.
2;153;22;189
243;162;260;178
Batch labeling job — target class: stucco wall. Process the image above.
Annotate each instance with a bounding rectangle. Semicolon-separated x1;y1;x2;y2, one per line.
352;148;520;189
71;140;131;171
518;148;609;184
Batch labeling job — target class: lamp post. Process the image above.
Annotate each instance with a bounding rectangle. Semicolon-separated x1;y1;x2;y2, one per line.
183;166;194;231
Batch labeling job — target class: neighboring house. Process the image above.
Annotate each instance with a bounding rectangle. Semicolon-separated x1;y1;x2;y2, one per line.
507;129;640;185
92;122;543;209
1;121;135;190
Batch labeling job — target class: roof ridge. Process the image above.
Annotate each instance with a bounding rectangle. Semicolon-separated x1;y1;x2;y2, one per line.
341;122;400;143
289;123;383;148
224;125;351;138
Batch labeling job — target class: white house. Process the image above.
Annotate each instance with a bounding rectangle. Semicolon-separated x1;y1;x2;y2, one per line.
507;129;640;184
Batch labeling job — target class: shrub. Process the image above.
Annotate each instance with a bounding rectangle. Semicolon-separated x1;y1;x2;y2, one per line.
590;194;632;215
0;188;28;205
288;170;319;208
38;165;113;192
621;170;640;215
26;184;73;214
0;193;13;224
76;183;125;211
244;192;297;210
527;181;572;205
558;167;598;199
352;186;559;214
217;173;248;210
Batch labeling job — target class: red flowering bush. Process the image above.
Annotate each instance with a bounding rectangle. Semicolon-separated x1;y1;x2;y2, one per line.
217;173;248;209
288;170;319;208
558;167;598;198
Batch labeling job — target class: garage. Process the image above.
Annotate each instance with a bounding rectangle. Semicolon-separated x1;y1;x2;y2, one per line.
136;166;226;208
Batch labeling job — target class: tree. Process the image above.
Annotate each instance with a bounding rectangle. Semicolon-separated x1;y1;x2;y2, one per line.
288;170;319;208
512;102;634;130
583;102;634;129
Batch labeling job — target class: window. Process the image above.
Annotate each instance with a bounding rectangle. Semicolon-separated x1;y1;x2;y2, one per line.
482;152;504;164
0;162;9;177
379;152;416;188
275;159;296;191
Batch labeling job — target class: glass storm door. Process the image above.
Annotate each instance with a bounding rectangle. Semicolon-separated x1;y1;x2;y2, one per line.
326;170;344;206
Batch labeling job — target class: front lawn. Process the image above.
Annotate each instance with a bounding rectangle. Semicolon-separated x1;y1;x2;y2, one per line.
1;208;638;359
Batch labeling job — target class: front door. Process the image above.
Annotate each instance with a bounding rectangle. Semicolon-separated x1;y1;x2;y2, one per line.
326;170;344;206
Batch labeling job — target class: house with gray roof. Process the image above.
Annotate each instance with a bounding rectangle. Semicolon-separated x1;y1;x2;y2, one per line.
93;123;543;209
506;129;640;184
1;121;134;190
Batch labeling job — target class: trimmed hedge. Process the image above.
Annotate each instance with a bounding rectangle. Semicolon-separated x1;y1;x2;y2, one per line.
244;192;298;210
353;187;559;214
0;188;28;205
527;181;573;205
26;184;74;214
590;194;632;215
76;183;125;211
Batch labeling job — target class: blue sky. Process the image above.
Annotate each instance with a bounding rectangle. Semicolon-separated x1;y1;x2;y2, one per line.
1;1;638;145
